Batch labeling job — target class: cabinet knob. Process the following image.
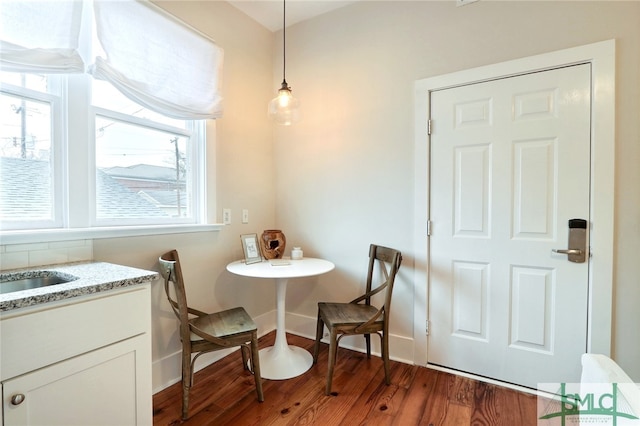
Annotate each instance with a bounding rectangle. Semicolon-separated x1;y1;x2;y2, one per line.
11;393;25;405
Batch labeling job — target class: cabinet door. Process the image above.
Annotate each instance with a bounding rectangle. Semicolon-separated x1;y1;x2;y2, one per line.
2;335;150;426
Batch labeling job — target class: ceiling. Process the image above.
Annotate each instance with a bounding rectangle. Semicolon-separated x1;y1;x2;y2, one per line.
227;1;359;32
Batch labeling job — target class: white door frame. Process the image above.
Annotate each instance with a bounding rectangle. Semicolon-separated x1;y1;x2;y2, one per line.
412;40;616;369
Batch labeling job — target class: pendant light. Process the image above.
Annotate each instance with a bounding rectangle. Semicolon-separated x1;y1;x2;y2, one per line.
268;0;300;125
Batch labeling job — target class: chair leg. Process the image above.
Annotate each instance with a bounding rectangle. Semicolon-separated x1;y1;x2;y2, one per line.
181;350;192;420
365;333;371;359
325;329;338;395
240;345;250;371
382;332;390;385
313;313;324;364
250;333;264;402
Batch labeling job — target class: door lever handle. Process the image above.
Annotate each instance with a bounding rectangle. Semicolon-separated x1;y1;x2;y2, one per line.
554;218;588;263
552;249;583;255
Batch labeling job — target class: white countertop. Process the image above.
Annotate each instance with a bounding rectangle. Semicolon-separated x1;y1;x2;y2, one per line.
0;262;159;312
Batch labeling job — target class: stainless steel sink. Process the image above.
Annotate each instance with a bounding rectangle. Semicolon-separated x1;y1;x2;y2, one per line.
0;272;78;294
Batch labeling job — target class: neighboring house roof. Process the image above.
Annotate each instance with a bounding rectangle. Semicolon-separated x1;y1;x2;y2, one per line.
104;164;182;182
0;157;51;219
0;157;169;219
139;190;187;208
96;168;169;218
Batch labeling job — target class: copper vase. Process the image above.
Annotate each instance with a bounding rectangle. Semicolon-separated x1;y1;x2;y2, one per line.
260;230;286;259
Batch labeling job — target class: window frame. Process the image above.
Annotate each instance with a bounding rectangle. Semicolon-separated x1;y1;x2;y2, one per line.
0;72;219;245
0;74;65;231
89;106;205;227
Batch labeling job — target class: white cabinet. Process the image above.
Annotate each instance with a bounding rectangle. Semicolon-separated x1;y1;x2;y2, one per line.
3;337;145;425
1;284;152;426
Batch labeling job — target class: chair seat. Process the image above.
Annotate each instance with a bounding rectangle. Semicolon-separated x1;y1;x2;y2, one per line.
318;302;383;329
190;306;257;342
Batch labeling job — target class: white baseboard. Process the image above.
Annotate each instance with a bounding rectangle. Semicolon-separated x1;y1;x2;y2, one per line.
426;363;543;397
152;310;415;394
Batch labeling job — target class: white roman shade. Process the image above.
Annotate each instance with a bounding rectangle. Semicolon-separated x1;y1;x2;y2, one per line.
90;0;224;120
0;0;85;73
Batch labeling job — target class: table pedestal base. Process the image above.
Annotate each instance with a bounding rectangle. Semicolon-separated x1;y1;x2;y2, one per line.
258;345;313;380
225;260;335;381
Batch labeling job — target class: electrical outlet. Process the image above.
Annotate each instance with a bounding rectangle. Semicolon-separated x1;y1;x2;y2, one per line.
223;208;231;225
242;209;249;224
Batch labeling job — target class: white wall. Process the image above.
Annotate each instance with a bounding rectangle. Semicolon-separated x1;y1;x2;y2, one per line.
275;1;640;380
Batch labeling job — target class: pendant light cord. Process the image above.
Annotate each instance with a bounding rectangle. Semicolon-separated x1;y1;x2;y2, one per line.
282;0;287;83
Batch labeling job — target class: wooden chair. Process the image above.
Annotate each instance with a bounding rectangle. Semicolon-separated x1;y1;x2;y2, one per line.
313;244;402;395
158;250;263;420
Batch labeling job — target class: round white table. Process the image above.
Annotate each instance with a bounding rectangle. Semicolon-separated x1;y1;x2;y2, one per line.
226;257;334;380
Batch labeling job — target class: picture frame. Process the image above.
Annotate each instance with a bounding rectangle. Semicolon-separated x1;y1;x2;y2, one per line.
240;233;262;264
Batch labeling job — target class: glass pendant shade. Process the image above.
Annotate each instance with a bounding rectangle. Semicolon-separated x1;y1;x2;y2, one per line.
269;0;300;125
268;80;300;125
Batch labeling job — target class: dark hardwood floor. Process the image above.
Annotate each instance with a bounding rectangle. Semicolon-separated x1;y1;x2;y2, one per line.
153;332;538;425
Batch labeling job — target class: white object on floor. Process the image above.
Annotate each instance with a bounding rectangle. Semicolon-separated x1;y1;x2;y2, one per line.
580;354;640;424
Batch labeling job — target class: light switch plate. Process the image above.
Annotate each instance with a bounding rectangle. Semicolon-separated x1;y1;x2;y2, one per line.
242;209;249;224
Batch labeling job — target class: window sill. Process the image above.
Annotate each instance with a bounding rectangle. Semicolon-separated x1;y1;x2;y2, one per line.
0;223;224;246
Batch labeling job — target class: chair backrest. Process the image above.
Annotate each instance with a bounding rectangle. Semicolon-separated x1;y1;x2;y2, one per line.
158;250;191;343
364;244;402;326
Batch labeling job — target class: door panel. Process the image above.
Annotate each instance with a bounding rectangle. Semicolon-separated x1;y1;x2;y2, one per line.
513;139;555;238
428;64;591;388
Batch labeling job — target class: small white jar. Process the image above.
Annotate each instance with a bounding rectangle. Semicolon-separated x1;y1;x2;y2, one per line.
291;247;303;260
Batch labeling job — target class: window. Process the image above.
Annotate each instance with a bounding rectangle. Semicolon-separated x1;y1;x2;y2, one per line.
0;71;206;231
0;72;63;230
0;0;221;236
92;79;204;225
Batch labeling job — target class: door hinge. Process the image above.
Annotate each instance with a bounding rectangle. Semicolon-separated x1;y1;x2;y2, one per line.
427;119;432;135
426;320;430;336
427;220;432;236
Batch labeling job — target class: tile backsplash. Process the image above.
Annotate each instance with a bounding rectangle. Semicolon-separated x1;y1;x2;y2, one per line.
0;240;93;271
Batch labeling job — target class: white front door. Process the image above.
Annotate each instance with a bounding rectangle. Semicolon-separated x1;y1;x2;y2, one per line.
428;64;591;388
